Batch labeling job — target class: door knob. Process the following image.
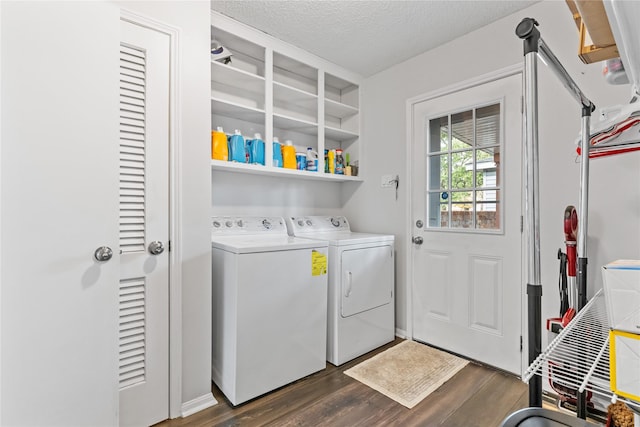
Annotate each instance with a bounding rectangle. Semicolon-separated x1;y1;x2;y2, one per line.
94;246;113;262
412;236;424;245
148;241;165;255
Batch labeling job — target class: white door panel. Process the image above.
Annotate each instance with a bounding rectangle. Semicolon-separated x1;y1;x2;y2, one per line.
118;19;170;427
1;2;120;425
411;74;522;374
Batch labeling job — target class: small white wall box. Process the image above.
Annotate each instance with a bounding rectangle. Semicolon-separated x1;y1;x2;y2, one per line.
610;330;640;401
602;260;640;334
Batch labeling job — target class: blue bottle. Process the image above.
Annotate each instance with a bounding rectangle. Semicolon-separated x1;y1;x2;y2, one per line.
272;137;283;167
248;133;265;165
228;130;246;163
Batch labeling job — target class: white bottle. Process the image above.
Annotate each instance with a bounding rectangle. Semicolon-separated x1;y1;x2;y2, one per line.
306;147;318;172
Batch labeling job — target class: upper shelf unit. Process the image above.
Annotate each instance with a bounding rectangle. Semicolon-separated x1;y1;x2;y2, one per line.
211;11;363;182
324;72;359;154
210;25;266;134
273;52;318;129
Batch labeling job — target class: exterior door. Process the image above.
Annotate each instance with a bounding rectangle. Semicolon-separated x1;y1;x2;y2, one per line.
118;19;170;426
1;2;121;425
411;73;522;374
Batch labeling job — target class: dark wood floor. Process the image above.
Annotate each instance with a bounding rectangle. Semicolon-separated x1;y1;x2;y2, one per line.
158;338;528;427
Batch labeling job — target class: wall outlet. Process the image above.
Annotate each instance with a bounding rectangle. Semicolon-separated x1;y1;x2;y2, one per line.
381;174;396;188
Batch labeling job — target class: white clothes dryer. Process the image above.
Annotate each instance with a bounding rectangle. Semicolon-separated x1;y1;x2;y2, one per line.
286;216;394;366
211;216;329;405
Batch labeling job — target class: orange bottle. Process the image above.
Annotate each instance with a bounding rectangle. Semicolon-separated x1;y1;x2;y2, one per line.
282;140;297;169
211;126;228;161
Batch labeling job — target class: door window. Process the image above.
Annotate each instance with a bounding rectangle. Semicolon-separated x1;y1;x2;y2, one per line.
426;102;502;232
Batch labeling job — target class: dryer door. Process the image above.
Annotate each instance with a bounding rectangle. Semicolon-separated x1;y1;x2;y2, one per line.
341;245;393;317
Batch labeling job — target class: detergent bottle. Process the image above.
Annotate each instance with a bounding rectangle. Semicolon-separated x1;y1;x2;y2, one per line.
306;147;318;172
272;137;283;167
228;130;246;163
248;133;265;165
282;140;297;169
211;126;228;161
324;149;329;173
327;149;336;174
335;148;344;174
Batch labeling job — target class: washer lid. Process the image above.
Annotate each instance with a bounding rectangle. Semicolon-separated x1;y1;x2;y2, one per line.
211;235;328;254
296;231;394;246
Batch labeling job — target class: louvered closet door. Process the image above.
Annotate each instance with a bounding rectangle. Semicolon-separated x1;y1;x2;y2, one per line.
119;19;170;427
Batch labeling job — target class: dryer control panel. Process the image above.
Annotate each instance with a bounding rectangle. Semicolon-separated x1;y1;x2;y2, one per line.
286;216;350;235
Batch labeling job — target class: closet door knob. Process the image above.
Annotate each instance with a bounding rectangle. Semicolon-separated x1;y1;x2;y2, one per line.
94;246;113;262
148;241;164;255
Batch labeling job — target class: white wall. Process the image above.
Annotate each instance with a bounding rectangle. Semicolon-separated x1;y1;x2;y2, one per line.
211;172;345;217
346;0;640;338
115;0;213;414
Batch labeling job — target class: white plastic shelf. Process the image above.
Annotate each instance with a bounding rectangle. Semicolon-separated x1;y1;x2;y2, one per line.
524;289;640;411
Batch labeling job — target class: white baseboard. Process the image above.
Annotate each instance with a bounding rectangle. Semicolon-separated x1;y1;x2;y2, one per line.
395;328;408;339
181;392;218;418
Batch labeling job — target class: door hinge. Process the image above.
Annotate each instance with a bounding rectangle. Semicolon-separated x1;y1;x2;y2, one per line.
167;240;171;252
521;95;524;114
520;335;523;352
520;216;524;233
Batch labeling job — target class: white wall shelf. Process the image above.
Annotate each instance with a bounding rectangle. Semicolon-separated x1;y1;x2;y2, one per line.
273;81;318;112
325;125;359;142
325;98;359;119
211;160;362;182
211;11;362;183
274;113;318;136
211;98;265;125
211;60;265;96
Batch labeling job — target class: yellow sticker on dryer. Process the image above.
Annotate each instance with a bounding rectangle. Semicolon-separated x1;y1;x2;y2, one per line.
311;251;327;276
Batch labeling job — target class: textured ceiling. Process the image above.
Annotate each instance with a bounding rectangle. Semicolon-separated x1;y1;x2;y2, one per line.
211;0;539;77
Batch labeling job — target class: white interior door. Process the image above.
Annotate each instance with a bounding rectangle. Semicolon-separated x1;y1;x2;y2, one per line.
411;73;522;374
118;19;170;426
1;2;120;425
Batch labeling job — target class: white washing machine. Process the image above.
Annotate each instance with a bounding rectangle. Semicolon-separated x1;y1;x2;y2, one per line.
286;216;394;366
211;216;329;406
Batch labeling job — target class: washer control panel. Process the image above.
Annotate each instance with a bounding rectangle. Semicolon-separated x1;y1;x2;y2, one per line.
286;216;350;234
211;216;286;235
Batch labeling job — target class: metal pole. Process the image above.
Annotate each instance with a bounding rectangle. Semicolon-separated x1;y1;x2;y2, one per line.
516;16;597;416
516;17;543;408
577;110;591;309
537;39;595;111
576;108;591;420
